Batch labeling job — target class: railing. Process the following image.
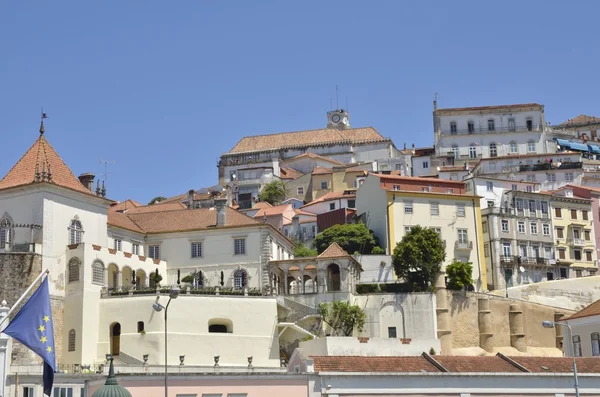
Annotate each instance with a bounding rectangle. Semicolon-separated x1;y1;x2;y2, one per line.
102;286;265;297
567;238;586;246
442;125;540;135
454;241;473;250
518;162;582;172
500;255;518;264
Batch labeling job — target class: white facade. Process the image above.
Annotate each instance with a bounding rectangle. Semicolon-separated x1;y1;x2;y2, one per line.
301;196;356;215
465;176;540;209
562;312;600;357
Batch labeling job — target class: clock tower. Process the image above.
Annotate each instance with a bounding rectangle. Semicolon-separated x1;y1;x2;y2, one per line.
327;109;351;130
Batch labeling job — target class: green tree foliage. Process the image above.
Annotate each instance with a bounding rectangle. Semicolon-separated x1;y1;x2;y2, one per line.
181;275;194;284
294;245;318;257
258;180;288;205
149;272;163;286
148;196;167;205
314;223;380;254
318;301;366;336
371;246;385;255
392;225;446;292
445;259;474;290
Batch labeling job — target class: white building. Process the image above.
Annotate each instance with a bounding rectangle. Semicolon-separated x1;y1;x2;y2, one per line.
464;176;540;210
560;299;600;357
433;103;549;165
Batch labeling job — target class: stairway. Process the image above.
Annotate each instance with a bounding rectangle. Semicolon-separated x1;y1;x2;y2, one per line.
282;297;319;322
113;351;145;366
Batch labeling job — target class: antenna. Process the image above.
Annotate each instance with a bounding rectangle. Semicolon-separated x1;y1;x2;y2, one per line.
99;158;116;186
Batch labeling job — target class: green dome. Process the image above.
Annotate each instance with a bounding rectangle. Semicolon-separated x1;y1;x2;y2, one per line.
91;359;132;397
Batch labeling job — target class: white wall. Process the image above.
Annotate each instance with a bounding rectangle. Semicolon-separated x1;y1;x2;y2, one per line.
299;336;440;357
302;197;355;215
411;155;433;176
356;176;388;252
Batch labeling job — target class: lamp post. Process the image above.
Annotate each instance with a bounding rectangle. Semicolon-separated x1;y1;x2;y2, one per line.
152;287;180;397
542;320;579;397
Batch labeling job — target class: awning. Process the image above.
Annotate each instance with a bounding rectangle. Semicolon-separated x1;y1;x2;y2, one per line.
569;142;589;152
588;144;600;154
554;138;571;147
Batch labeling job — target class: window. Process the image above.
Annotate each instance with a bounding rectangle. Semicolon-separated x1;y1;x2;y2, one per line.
527;141;536;153
422;161;429;169
456;204;465;217
544;245;552;259
450;121;457;134
488;119;495;131
404;226;412;234
530;222;538;234
528;200;536;214
320;181;328;190
68;219;83;245
512;184;518;191
558;248;566;259
574;249;582;261
430;202;439;216
329;203;335;211
586;251;593;262
0;217;12;247
526;118;533;131
526;185;533;193
447;189;454;194
467;121;475;133
297;186;304;195
53;387;75;397
516;199;524;211
113;239;122;251
234;238;246;255
68;329;76;352
469;145;477;159
574;229;581;240
508;118;516;132
541;201;548;214
503;242;511;256
592;333;600;357
227;394;248;397
585;230;591;241
132;242;140;255
509;141;518;153
501;220;509;232
233;269;247;289
487;200;495;208
347;199;356;208
388;326;397;338
23;387;35;397
542;224;550;236
92;261;104;284
582;210;589;221
484;243;490;257
191;242;202;258
527;174;536;182
68;258;80;283
404;202;413;214
573;335;582;357
482;221;488;233
393;185;400;191
137;321;145;333
421;186;431;193
565;172;574;182
570;209;577;219
451;145;459;159
576;269;583;278
517;221;525;234
486;181;493;191
489;142;497;157
149;245;160;260
555;207;562;218
457;229;468;244
547;173;556;182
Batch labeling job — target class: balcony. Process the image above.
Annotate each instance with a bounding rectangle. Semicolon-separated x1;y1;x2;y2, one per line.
442;125;540;135
454;241;473;251
567;238;586;246
500;255;518;265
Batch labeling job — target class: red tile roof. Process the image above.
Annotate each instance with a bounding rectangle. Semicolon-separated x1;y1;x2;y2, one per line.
227;127;386;154
302;191;356;207
312;356;440;373
284;152;345;166
317;242;350;259
0;133;95;196
280;167;304;180
109;199;142;212
434;356;523;373
558;114;600;127
562;299;600;321
436;103;542;113
252;204;293;218
510;356;600;373
312;166;333;175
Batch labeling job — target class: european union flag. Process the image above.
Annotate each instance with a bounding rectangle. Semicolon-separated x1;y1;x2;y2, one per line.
4;278;56;396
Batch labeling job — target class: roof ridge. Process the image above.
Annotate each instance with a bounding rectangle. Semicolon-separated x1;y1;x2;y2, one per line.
232;126;378;140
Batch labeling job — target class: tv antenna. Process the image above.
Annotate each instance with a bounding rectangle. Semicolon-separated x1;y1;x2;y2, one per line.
99;158;116;186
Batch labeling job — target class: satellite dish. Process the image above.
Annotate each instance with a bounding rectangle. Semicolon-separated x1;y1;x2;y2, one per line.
519;266;525;273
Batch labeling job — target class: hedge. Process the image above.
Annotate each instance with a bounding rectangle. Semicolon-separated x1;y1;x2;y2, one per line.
356;283;412;294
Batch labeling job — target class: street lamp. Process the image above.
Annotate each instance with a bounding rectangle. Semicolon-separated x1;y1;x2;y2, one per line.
542;320;579;397
153;287;180;397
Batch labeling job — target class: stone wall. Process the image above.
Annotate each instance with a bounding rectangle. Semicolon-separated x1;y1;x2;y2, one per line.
0;253;64;365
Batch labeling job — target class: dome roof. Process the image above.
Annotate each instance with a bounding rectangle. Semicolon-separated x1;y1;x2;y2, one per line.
91;359;132;397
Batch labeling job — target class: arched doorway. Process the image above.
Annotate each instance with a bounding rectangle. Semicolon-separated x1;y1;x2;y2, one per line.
327;264;341;291
136;269;147;288
303;274;315;293
110;322;121;356
122;266;133;289
107;263;119;291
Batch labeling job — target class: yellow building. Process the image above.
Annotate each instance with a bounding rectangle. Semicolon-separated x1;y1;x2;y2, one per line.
310;165;370;201
549;187;597;276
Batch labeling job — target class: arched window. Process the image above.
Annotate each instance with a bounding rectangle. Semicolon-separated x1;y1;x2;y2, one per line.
592;332;600;356
451;145;459;159
68;258;80;283
0;216;12;248
137;321;145;333
573;335;582;357
489;142;497;157
92;260;105;284
509;141;518;153
68;329;76;352
69;218;83;245
469;144;477;159
233;269;247;289
208;318;233;333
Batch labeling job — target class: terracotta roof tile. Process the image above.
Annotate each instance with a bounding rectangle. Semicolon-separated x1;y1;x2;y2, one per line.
562;299;600;321
253;201;273;209
0;134;95;196
294;209;316;216
317;242;350;258
107;211;144;233
557;114;600;127
434;356;523;373
252;204;292;218
302;191;356;207
312;166;333;175
126;202;187;213
279;167;304;180
510;356;600;373
109;199;143;212
227;127;386;154
312;356;440;373
284;152;346;166
435;103;542;113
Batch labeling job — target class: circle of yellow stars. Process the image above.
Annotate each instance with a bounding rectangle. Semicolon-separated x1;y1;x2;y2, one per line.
38;315;52;353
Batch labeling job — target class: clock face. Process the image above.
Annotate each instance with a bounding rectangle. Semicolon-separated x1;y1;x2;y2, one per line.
332;114;341;123
342;116;348;124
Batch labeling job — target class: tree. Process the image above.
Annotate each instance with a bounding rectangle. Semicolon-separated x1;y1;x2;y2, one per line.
392;225;446;292
314;223;380;254
294;245;318;257
258;181;287;205
318;301;366;336
148;196;167;205
445;259;473;290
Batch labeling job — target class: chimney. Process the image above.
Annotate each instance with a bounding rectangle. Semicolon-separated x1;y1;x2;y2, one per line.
291;215;300;239
78;173;95;192
187;189;195;209
225;185;233;207
215;198;227;227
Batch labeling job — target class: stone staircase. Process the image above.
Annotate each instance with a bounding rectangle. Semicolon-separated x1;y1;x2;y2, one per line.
277;296;322;337
113;351;145;366
282;297;319;322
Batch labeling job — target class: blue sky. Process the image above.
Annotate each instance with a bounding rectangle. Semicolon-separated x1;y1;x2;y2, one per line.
1;1;598;204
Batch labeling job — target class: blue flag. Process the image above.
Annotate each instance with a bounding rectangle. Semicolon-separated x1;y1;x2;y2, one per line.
4;277;56;396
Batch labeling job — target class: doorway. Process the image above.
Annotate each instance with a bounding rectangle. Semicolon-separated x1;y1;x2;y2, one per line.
504;269;513;287
110;323;121;356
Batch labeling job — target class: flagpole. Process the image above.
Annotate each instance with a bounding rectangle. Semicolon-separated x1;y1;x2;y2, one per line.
0;269;49;331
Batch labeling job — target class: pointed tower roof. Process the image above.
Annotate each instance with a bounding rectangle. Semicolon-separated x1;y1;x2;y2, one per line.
318;242;351;258
91;359;132;397
0;126;93;196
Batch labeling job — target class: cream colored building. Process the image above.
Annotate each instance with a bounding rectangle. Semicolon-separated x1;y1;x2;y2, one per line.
356;174;487;290
561;299;600;357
